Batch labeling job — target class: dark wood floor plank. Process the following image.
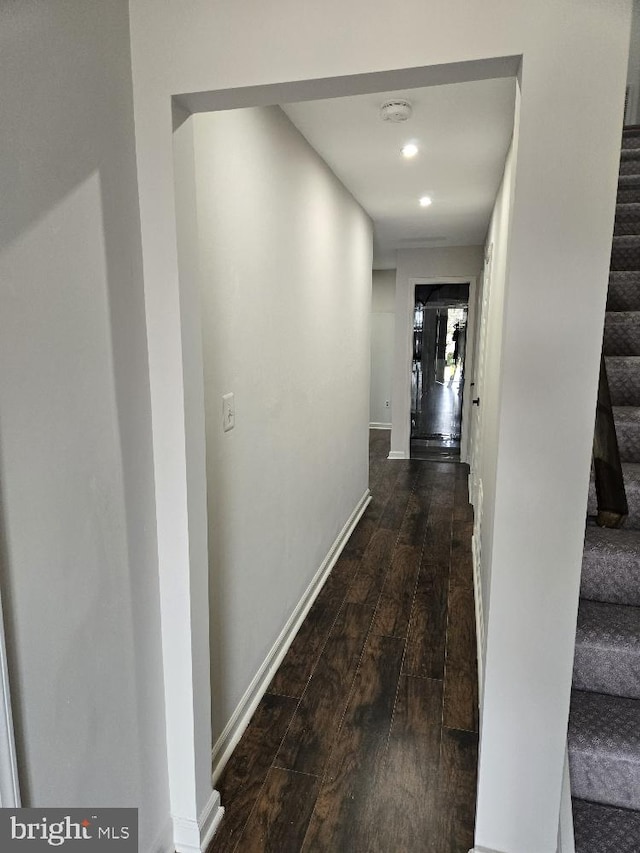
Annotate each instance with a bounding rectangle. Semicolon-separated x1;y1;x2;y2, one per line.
435;728;478;853
275;603;375;775
449;519;474;590
368;676;443;853
392;673;443;736
404;561;449;679
422;499;454;568
345;527;397;608
211;694;299;853
234;767;320;853
268;584;342;698
396;486;433;548
340;513;379;560
377;467;420;532
442;660;479;732
443;580;478;732
446;585;476;667
322;554;360;596
370;543;422;638
301;634;405;852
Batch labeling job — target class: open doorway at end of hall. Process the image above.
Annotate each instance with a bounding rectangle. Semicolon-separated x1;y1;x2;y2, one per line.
411;282;469;460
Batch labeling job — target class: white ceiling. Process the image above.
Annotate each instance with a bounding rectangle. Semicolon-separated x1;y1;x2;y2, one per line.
282;78;516;268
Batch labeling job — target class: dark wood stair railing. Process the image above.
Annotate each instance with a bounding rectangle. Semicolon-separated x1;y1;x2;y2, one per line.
593;354;628;527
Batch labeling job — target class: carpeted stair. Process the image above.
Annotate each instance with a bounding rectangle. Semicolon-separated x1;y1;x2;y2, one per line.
573;127;640;850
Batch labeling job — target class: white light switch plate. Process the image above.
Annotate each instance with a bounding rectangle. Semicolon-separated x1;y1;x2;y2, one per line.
222;392;235;432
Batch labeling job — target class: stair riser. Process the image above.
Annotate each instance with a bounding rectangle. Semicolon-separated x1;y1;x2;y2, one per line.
607;274;640;311
572;799;640;853
619;156;640;176
614;418;640;462
623;133;640;151
611;241;640;272
618;187;640;204
615;212;640;236
607;358;640;406
580;565;640;607
603;316;640;356
573;649;640;699
569;753;640;810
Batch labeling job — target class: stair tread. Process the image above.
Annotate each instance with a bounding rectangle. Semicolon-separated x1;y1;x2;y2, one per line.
612;406;640;423
619;174;640;186
613;235;640;245
606;311;640;321
612;407;640;462
582;527;640;607
572;799;640;852
574;601;640;698
568;691;640;810
606;355;640;366
576;599;640;649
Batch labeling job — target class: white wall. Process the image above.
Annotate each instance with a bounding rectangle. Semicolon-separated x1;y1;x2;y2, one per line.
469;118;519;689
128;2;632;850
184;106;373;746
390;246;484;457
370;270;396;427
0;0;169;849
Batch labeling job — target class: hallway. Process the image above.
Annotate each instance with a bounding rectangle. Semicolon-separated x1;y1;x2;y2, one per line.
208;430;479;852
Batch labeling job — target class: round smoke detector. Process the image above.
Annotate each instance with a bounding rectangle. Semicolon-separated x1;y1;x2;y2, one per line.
379;99;413;122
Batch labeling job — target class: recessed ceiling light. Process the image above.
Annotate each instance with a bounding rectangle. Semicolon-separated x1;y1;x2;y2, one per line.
419;196;432;207
401;143;418;159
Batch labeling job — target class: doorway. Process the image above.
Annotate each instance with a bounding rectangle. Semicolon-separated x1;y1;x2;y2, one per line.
410;282;469;459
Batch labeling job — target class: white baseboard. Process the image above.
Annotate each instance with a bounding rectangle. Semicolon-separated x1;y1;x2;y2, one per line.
211;489;371;784
470;478;485;709
369;422;391;430
557;747;575;853
471;529;485;704
173;790;224;853
387;450;406;460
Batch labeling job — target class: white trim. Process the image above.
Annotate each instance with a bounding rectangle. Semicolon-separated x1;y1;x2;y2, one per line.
211;489;371;783
369;422;392;430
0;588;20;807
557;747;575;853
472;530;485;708
173;790;224;853
387;450;407;460
471;479;485;707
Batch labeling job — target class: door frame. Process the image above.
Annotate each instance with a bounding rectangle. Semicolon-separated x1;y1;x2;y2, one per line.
406;276;478;462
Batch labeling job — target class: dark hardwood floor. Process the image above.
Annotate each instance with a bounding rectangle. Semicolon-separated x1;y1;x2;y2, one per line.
208;429;479;853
